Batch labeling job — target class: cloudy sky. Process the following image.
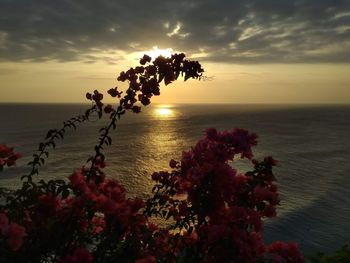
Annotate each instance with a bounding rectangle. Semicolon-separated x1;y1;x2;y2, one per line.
1;0;349;103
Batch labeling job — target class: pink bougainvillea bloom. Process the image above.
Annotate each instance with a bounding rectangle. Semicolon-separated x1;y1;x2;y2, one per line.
134;66;145;74
91;214;106;234
4;222;27;251
94;157;106;169
267;241;304;263
264;156;278;166
132;105;141;113
140;54;152;65
135;255;156;263
104;104;114;114
85;92;92;100
0;212;9;234
146;65;157;76
139;95;151;106
6;152;22;166
107;87;122;98
169;159;178;168
0;144;21;168
92;90;103;101
69;170;88;193
38;193;62;214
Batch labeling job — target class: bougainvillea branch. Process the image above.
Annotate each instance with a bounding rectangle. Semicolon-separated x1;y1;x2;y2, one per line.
85;54;204;181
21;104;102;183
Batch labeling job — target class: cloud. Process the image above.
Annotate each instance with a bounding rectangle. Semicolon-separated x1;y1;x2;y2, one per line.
0;0;349;63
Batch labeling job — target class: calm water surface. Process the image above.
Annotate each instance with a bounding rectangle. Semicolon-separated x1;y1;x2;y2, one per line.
0;103;349;254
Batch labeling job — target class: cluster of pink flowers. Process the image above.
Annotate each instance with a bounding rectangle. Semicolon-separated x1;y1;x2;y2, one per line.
68;168;145;230
147;128;303;262
0;213;27;251
0;144;21;170
0;54;305;262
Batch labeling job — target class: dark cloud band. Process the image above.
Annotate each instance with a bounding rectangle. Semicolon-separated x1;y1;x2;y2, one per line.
0;0;349;63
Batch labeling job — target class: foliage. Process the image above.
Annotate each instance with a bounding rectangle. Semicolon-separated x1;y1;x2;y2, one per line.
0;54;307;262
306;245;350;263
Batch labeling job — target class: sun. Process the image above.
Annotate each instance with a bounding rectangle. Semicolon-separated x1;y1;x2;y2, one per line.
137;46;174;60
127;46;176;64
145;46;173;59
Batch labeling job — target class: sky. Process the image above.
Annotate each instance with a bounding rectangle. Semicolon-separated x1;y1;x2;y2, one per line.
0;0;349;104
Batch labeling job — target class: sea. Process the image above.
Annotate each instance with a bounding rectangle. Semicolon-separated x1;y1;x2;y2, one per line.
0;103;349;255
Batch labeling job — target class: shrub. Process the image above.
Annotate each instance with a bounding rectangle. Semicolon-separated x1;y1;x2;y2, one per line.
0;54;304;263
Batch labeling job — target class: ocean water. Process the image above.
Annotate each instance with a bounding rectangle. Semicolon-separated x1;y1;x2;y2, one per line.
0;103;349;254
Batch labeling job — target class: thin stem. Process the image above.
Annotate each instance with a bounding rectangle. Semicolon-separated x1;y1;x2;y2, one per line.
87;107;123;181
23;105;98;182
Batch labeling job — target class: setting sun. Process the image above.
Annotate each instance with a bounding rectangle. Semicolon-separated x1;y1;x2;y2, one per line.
135;46;174;60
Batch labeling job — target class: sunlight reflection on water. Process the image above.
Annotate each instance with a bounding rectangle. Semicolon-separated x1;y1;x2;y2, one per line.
1;104;350;253
152;105;176;119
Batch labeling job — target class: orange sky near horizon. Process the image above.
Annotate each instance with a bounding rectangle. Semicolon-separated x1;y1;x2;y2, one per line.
0;50;349;104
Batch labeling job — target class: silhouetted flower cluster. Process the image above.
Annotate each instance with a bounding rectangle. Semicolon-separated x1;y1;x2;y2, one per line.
86;53;203;115
84;53;204;181
0;213;26;251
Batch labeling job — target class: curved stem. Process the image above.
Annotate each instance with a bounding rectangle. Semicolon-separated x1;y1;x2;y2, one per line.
22;105;98;182
87;107;124;181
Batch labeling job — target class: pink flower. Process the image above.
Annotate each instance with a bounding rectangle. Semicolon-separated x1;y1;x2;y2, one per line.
107;87;122;98
117;71;127;82
92;90;103;101
264;156;278;166
267;241;304;263
0;213;27;251
140;54;152;65
0;212;9;235
104;104;114;114
69;170;89;194
132;105;142;113
205;127;218;140
86;92;92;100
146;65;157;76
38;193;62;214
169;159;178;168
0;144;21;169
5;223;26;251
94;157;106;169
91;214;105;234
134;66;145;74
135;255;156;263
138;95;151;106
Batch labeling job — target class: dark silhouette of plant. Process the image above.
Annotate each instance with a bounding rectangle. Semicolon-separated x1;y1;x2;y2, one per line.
0;54;309;263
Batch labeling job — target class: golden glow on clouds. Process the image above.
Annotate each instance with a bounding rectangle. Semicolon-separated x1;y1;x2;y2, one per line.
131;46;174;61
